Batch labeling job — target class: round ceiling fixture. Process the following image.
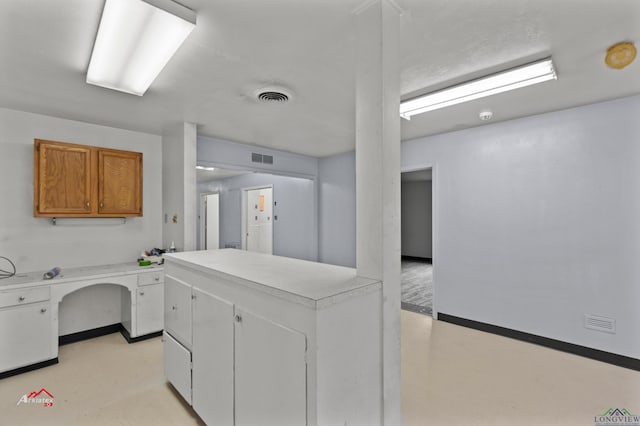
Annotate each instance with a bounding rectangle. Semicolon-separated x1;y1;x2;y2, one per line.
479;110;493;121
605;42;636;69
255;86;293;104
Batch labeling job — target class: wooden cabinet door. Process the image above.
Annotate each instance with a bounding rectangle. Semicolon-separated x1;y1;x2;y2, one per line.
192;288;234;426
98;149;142;216
235;309;307;426
35;140;92;215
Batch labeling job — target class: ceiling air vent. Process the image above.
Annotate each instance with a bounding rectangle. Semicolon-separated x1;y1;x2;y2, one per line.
251;153;274;165
257;91;289;103
584;314;616;334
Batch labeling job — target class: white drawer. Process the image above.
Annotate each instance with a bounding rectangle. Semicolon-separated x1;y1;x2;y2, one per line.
138;271;164;286
0;286;50;308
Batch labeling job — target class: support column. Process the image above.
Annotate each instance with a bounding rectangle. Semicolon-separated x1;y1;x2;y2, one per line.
162;121;197;252
355;1;402;424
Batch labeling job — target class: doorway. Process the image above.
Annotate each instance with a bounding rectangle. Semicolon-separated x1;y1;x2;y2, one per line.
242;186;273;255
199;193;219;250
400;168;434;316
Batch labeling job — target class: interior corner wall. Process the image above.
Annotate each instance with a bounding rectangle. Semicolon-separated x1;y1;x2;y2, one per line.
318;151;356;268
0;107;163;335
402;94;640;360
401;180;432;258
162;122;197;252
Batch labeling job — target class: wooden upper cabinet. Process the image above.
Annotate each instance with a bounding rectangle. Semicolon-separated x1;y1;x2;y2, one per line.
98;149;142;216
34;139;143;217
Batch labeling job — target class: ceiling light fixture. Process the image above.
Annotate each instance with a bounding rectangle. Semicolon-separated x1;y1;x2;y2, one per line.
86;0;196;96
400;58;557;120
196;166;215;171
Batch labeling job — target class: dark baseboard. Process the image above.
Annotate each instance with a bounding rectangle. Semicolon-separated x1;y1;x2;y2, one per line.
401;255;432;263
438;313;640;372
0;358;59;380
120;325;163;344
59;323;121;346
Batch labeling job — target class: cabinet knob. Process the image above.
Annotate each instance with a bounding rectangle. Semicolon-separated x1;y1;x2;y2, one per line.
18;296;25;302
139;291;145;296
100;202;104;209
235;314;242;323
154;276;160;281
40;308;47;313
86;201;90;208
172;305;177;311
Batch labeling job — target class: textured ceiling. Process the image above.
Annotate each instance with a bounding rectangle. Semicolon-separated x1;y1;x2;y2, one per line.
0;0;639;157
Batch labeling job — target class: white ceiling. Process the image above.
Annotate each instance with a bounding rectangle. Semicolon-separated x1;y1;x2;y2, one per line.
1;0;639;157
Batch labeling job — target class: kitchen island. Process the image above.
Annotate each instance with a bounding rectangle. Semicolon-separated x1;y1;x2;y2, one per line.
163;249;382;426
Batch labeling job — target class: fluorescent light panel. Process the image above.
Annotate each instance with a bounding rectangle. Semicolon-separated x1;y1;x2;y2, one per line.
87;0;195;96
400;58;557;120
196;166;215;171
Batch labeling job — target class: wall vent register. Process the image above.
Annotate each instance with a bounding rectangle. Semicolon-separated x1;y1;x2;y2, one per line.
584;313;616;334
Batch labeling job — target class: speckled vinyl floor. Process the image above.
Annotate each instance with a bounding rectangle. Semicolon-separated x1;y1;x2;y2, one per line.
1;312;639;425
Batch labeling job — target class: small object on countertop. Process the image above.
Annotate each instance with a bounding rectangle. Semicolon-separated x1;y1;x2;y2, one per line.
43;267;61;280
138;260;152;266
168;241;177;253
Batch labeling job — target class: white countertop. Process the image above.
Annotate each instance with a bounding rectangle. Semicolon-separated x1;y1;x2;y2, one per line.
165;249;380;304
0;262;163;291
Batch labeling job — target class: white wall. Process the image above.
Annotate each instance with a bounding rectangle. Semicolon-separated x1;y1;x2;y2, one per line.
198;135;318;178
318;151;356;267
401;180;432;258
199;173;317;261
402;94;640;359
0;107;163;335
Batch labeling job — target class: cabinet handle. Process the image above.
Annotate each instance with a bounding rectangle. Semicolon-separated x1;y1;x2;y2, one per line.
18;296;25;302
40;308;47;313
86;201;90;208
154;276;160;281
100;202;104;209
235;314;242;323
172;305;177;311
139;291;145;296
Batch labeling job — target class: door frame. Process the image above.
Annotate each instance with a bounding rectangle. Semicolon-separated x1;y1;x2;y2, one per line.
241;185;274;252
400;164;438;319
199;191;219;250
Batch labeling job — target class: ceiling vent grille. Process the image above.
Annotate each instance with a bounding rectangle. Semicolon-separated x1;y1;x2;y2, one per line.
584;314;616;334
251;153;274;165
257;91;289;103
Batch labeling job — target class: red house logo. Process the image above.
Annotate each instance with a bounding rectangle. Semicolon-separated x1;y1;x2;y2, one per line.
17;388;54;407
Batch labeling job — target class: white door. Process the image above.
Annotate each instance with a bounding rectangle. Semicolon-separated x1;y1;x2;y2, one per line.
192;288;234;426
163;332;192;405
0;302;52;372
234;309;307;426
164;275;192;348
246;188;273;254
135;284;163;337
200;193;219;250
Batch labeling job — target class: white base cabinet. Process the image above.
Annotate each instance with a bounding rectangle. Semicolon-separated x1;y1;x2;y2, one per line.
0;301;52;371
163;249;382;426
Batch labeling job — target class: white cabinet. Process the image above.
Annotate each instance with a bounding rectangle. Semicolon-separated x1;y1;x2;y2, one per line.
163;250;383;426
136;284;163;336
0;294;52;373
164;275;192;348
234;309;307;426
192;288;234;426
163;332;192;404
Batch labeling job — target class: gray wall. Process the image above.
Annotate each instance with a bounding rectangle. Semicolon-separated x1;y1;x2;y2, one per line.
0;107;163;335
318;151;356;267
402;94;640;359
199;173;316;262
401;180;432;258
